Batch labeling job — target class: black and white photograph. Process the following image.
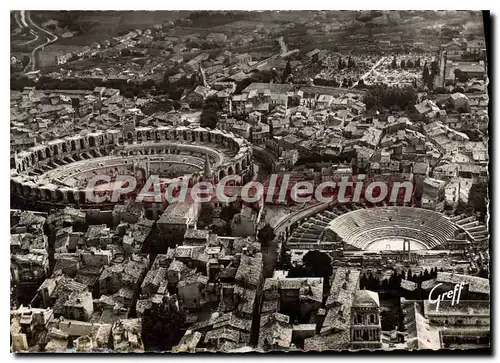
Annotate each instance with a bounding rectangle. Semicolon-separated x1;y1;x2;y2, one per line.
9;9;491;354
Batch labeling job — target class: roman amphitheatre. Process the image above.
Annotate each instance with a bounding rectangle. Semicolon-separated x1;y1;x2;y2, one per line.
11;125;254;209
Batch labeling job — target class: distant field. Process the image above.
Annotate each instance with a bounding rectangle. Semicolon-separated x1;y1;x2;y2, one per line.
209;20;272;31
208;13;314;32
44;57;116;73
15;10;486;70
31;11;189;47
246;11;318;23
56;15;123;46
38;44;81;68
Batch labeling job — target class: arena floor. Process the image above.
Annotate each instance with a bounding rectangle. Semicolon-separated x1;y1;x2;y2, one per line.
364;238;428;251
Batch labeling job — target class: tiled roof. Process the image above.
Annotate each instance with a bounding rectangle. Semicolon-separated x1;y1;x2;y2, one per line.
353;289;380;307
235;253;263;287
304;330;351;351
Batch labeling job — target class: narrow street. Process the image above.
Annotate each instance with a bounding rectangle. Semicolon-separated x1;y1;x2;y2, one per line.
20;10;59;72
351;56;386;88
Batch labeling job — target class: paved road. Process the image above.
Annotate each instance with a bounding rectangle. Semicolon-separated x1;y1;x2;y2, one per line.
13;10;39;47
13;11;26;29
20;10;28;27
22;10;59;72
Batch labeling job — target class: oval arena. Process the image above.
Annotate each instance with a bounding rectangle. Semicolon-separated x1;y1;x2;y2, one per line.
11;126;253;209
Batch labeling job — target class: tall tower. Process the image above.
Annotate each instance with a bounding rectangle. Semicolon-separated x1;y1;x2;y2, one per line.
122;114;136;143
350;290;382;350
203;154;213;181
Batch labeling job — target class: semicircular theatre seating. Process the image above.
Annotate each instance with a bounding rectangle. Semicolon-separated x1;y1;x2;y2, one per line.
285;204;484;252
348;227;442;249
285;204;363;248
326;207;459;249
450;214;489;243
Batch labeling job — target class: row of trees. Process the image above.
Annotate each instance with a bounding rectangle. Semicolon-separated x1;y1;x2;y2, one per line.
11;75;34;91
258;224;276;247
141;98;182;115
281;60;293;83
313;77;355;88
454;69;470;83
200;96;222;129
12;75;162;96
51;11;98;34
185;11;247;28
364;83;417;111
391;57;423;70
287;250;333;294
422;60;439;90
11;62;199;98
360;266;443;292
197;202;243;236
141;300;186;351
159;69;198;101
337;56;356;70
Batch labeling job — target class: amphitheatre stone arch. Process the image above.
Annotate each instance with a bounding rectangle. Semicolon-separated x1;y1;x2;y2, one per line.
78;191;86;204
67;191;75;204
16;183;22;196
24;185;32;198
127;132;134;144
